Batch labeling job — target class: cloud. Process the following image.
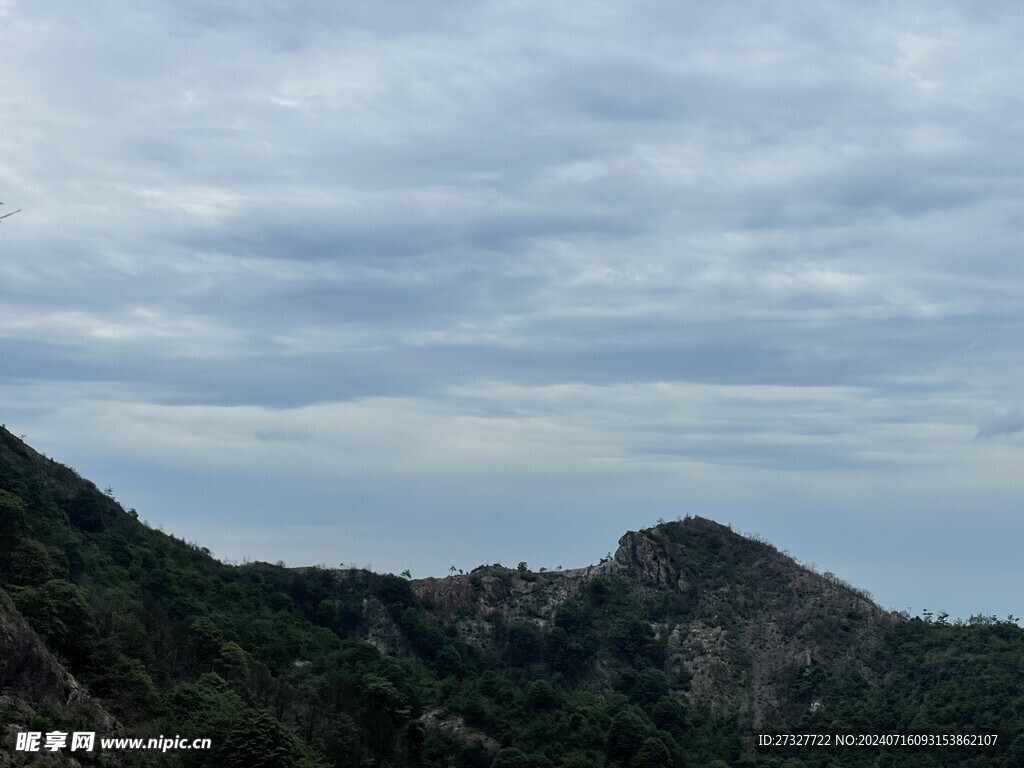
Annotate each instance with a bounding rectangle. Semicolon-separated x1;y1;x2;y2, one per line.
3;2;1020;414
975;408;1024;439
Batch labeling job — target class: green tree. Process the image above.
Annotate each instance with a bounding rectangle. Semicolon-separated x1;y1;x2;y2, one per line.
561;752;604;768
434;643;469;678
1004;734;1024;767
605;707;649;767
491;747;553;768
11;538;54;586
651;696;689;741
189;615;227;669
92;655;159;719
10;579;95;665
215;640;255;698
399;720;426;766
362;674;409;767
506;621;544;667
0;489;26;556
630;669;670;706
633;736;671;768
221;709;302;768
325;712;362;768
67;487;107;531
523;679;561;711
163;672;247;741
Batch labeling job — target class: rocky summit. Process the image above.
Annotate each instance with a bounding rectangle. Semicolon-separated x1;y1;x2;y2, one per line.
411;517;896;728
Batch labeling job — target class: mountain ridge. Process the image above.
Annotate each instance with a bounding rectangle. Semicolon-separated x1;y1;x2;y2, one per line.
2;425;1022;767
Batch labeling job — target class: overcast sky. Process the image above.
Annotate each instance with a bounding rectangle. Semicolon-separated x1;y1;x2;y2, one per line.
2;1;1022;619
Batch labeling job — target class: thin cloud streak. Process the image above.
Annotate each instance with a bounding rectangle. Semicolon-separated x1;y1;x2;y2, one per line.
976;408;1024;440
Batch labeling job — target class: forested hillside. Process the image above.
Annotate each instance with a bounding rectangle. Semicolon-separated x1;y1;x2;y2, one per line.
1;426;1022;767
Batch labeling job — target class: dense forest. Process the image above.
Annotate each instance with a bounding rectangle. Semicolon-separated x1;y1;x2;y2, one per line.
1;425;1022;767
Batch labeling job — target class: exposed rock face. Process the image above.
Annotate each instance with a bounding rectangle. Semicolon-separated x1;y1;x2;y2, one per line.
418;709;500;754
413;576;477;620
0;587;145;767
612;530;674;587
414;566;595;626
0;587;69;704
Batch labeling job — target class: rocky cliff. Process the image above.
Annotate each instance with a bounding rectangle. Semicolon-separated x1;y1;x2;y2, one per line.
412;517;896;727
0;586;140;767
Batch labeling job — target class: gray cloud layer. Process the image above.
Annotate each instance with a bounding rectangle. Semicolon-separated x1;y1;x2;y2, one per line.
976;408;1024;439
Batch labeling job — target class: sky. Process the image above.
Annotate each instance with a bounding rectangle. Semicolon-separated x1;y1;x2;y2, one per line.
1;1;1022;619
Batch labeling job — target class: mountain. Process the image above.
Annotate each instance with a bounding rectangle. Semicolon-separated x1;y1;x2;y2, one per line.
412;519;895;728
1;425;1022;767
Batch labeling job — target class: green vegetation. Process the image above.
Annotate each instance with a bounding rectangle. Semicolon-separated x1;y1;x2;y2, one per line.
1;426;1022;767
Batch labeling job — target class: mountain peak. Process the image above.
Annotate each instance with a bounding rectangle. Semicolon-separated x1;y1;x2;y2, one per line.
612;516;747;586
